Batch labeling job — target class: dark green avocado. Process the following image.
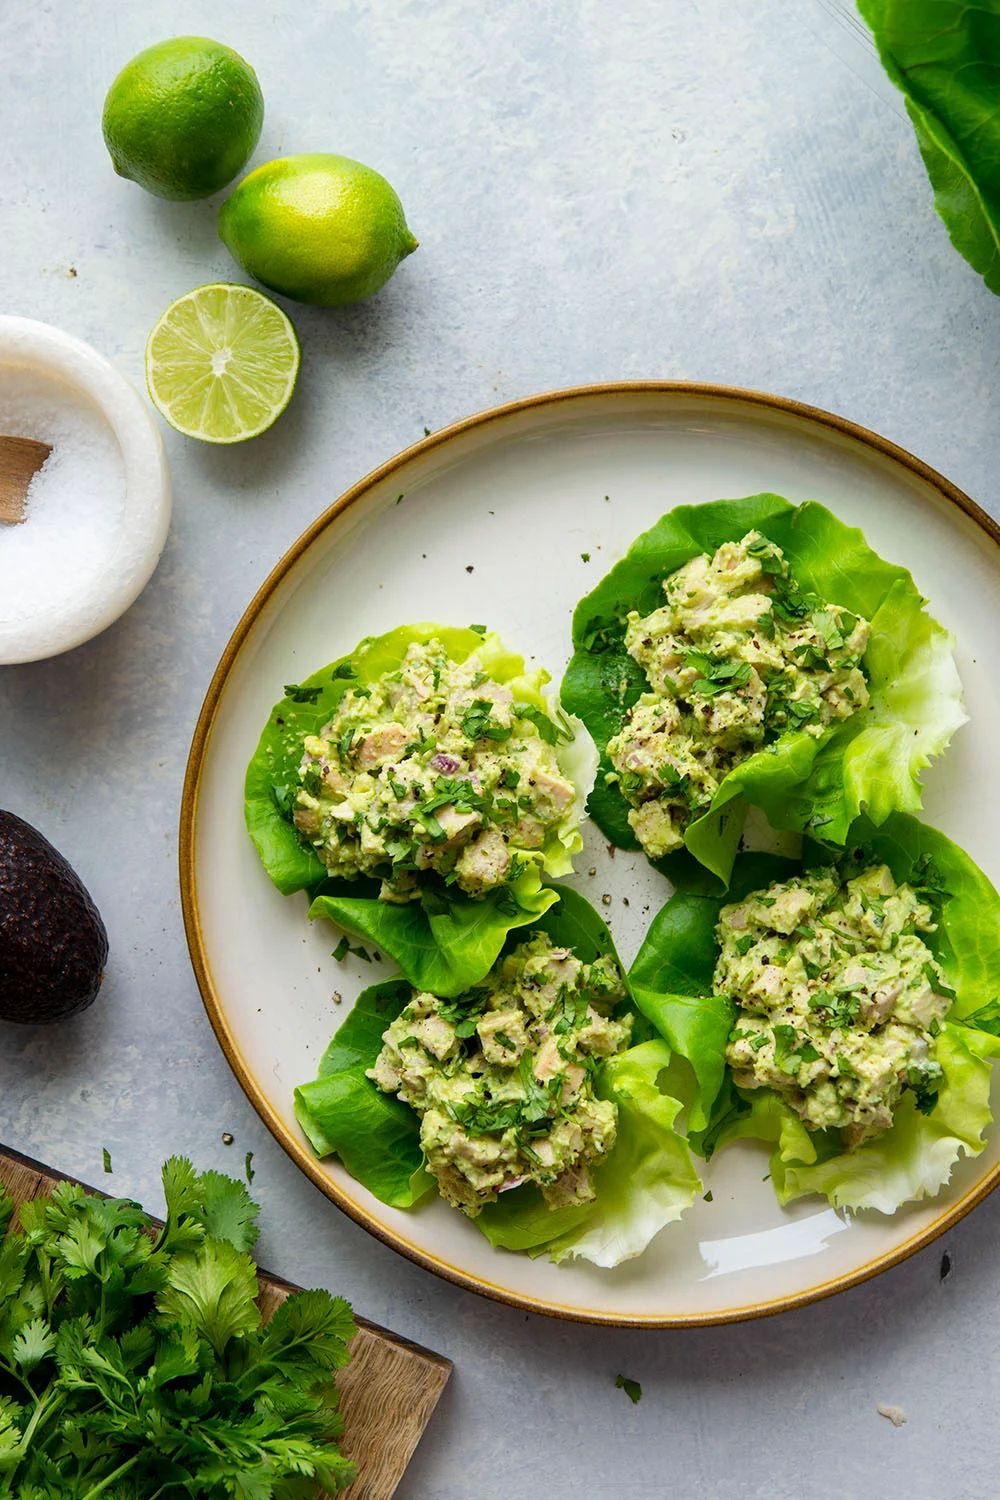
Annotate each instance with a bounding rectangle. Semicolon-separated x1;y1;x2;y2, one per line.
0;811;109;1024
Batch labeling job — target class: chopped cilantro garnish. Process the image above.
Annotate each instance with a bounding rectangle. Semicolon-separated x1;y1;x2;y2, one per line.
283;682;323;704
461;698;512;743
684;650;753;697
923;961;957;1000
515;704;569;744
301;766;322;797
615;1375;642;1404
965;998;1000;1036
271;782;297;816
772;1024;802;1074
332;937;372;963
419;810;447;841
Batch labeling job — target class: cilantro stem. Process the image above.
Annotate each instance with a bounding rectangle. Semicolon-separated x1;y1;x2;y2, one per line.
4;1387;65;1483
0;1354;37;1402
80;1454;141;1498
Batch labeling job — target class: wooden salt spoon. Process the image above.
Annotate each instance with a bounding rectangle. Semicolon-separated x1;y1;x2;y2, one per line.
0;435;52;525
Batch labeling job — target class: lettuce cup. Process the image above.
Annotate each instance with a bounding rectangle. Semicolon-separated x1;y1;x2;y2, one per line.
295;886;702;1267
246;623;597;995
562;494;964;886
629;814;1000;1213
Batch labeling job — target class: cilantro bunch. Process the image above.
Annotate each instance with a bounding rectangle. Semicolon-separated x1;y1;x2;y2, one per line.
0;1158;356;1497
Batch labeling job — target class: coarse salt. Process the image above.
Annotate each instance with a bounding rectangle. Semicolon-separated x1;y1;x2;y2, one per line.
0;366;126;626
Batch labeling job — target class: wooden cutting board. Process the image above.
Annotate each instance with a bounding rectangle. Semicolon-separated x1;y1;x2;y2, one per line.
0;1144;451;1500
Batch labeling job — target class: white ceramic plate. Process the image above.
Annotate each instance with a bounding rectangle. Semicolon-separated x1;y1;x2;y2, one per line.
181;384;1000;1326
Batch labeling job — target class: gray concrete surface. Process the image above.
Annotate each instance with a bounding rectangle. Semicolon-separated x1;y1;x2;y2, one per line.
2;2;998;1496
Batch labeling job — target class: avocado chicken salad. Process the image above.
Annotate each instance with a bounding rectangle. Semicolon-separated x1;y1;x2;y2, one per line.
294;639;578;902
606;531;871;859
368;934;632;1214
717;863;949;1146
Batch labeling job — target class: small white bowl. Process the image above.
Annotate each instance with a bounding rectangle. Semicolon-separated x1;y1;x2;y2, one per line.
0;316;171;665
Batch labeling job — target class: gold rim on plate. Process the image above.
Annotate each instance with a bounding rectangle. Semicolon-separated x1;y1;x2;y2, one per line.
179;380;1000;1327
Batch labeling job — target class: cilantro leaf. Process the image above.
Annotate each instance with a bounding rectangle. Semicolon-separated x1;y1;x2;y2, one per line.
615;1374;642;1404
461;698;512;743
515;704;570;745
254;1289;356;1384
156;1238;261;1357
11;1317;56;1371
283;682;323;704
195;1170;259;1251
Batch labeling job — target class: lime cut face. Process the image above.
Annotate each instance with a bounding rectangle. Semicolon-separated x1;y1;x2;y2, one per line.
145;284;300;443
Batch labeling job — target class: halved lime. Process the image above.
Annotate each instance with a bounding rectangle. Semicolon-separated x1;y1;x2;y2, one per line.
145;283;300;443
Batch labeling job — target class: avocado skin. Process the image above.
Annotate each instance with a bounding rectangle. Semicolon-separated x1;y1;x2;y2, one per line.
0;811;109;1024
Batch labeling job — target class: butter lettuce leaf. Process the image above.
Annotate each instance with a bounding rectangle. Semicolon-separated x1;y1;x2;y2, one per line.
308;875;558;999
245;622;594;994
294;980;434;1209
630;815;1000;1213
629;852;793;1133
294;886;700;1266
859;0;1000;295
561;496;964;886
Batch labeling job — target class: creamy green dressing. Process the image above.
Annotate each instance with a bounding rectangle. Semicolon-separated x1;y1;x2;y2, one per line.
293;640;576;901
368;934;631;1214
606;531;871;858
716;863;952;1145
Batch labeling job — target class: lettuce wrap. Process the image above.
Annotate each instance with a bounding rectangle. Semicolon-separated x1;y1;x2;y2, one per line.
245;623;596;995
629;815;1000;1214
561;495;964;886
294;885;702;1267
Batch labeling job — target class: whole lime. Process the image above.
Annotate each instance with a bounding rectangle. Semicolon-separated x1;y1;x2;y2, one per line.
102;36;263;201
218;154;418;306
